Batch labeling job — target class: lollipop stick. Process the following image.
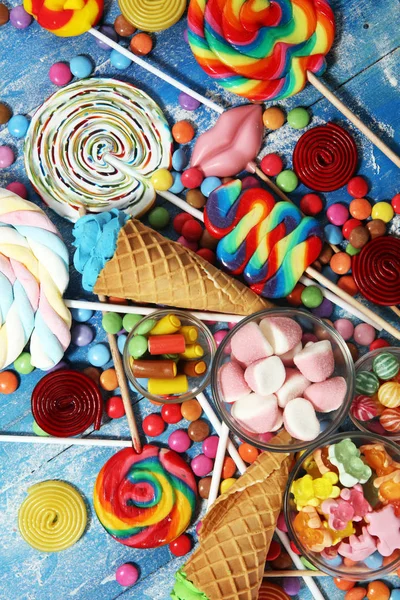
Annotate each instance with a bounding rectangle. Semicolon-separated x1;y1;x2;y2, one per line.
206;422;230;510
307;72;400;169
98;295;142;452
88;28;223;115
264;570;328;578
0;434;135;448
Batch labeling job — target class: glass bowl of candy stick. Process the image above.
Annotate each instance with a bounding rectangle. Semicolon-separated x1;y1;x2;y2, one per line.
211;308;355;452
350;347;400;440
123;309;216;404
284;431;400;581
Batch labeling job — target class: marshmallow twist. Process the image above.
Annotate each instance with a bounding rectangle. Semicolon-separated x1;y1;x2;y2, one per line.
0;190;71;370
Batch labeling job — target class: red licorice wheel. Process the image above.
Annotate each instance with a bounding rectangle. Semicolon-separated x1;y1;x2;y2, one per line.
293;123;358;191
32;370;103;436
353;237;400;306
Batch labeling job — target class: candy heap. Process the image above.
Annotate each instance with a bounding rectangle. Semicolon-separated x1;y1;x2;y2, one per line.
204;179;323;298
126;312;212;399
352;350;400;435
218;314;347;443
289;438;400;576
187;0;335;101
24;79;172;222
0;189;71;370
93;444;197;549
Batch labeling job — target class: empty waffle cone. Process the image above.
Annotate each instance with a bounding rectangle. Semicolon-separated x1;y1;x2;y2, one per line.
182;438;291;600
94;219;270;315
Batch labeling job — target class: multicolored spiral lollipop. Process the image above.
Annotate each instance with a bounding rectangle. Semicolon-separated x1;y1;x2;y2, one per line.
204;179;323;298
25;79;172;222
188;0;335;101
93;445;197;549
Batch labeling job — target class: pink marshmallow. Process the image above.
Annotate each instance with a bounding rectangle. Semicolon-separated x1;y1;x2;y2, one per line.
304;376;347;413
244;356;286;396
231;322;273;367
283;398;320;441
293;340;334;382
219;361;251;403
270;408;283;432
231;393;278;434
276;368;310;408
280;342;302;366
259;316;302;355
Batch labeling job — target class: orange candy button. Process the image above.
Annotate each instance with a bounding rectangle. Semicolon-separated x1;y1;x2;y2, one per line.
345;588;367;600
238;442;259;463
366;581;390;600
0;370;19;394
222;456;236;479
172;120;195;144
349;198;372;220
338;274;358;296
100;368;119;391
334;578;355;591
330;252;352;275
129;32;153;56
181;399;202;421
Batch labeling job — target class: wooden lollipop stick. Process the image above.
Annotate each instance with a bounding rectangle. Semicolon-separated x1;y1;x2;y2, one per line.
307;72;400;169
98;295;142;453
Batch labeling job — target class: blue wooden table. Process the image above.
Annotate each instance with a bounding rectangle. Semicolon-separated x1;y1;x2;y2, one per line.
0;1;399;598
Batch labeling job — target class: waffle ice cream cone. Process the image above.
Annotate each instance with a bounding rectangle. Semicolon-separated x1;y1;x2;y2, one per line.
173;438;290;600
94;219;270;315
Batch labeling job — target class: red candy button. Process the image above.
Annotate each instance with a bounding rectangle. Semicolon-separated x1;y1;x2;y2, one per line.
169;534;191;556
143;413;165;437
266;539;281;561
161;403;182;424
31;370;102;436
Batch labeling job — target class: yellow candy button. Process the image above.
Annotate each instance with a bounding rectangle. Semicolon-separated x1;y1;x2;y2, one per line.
220;477;236;494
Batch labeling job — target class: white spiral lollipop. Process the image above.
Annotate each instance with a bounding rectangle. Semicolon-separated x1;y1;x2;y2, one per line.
24;78;173;222
0;189;71;370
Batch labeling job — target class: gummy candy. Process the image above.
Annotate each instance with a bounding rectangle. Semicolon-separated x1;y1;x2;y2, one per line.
374;470;400;515
321;497;355;531
293;506;333;552
366;504;400;556
328;439;372;487
291;472;340;510
338;526;377;561
360;443;400;477
340;484;371;521
324;519;355;545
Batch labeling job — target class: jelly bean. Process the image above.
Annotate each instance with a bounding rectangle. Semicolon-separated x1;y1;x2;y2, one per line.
161;403;182;424
301;285;323;308
70;55;93;78
122;314;142;332
327;203;349;226
49;62;72;86
350;198;372;220
198;477;211;499
172;120;195;144
172;148;188;171
346;243;361;256
238;443;259;464
366;581;390;600
143;414;165;437
0;102;11;124
82;367;101;385
88;344;110;367
287;107;310;129
150;168;173;191
191;454;213;477
114;14;136;36
364;551;384;569
330;252;351;275
262;106;285;129
311;297;333;318
6;181;28;198
354;323;376;346
276;170;298;192
324;224;344;245
105;396;125;419
392;194;400;214
345;589;367;600
202;435;219;459
0;371;19;394
0;145;15;168
181;399;202;421
187;419;210;442
222;456;236;479
342;218;362;240
0;4;9;25
168;171;184;194
10;5;32;28
347;176;369;198
334;318;354;341
128;335;148;359
283;577;301;596
338;275;358;296
178;92;200;111
102;312;123;334
71;323;94;346
168;429;191;453
148;206;170;229
14;352;34;375
300;193;323;216
129;32;153;55
8;114;29;139
169;534;191;556
201;176;222;197
349;225;370;249
372;202;394;223
187;189;206;209
71;308;94;322
266;539;281;561
260;153;283;177
334;578;355;591
181;167;204;189
116;563;139;586
181;219;203;242
110;49;132;69
100;368;118;391
220;477;236;493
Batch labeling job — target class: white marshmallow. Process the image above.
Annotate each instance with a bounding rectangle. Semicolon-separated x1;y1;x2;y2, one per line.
276;368;311;408
304;376;347;413
270;408;284;432
231;321;273;367
244;356;286;396
283;398;321;441
231;393;278;434
293;340;334;382
219;361;251;403
280;342;302;366
259;316;302;355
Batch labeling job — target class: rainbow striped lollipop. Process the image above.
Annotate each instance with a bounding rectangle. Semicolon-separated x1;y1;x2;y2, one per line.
188;0;335;101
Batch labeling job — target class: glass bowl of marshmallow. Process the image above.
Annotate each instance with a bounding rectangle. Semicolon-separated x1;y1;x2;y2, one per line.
211;308;355;452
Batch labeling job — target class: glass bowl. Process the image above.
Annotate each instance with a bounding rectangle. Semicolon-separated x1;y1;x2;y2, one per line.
350;347;400;440
123;309;216;404
284;431;400;581
211;308;355;452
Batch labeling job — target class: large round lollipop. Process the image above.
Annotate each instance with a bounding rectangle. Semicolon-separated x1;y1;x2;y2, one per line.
188;0;335;101
0;189;71;370
24;79;173;222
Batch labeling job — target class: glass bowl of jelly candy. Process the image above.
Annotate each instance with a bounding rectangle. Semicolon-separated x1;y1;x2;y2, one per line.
211;308;355;453
350;348;400;440
284;431;400;580
123;309;216;404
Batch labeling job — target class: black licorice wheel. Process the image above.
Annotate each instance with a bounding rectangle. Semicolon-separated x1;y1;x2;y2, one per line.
293;123;358;192
353;237;400;306
31;370;103;436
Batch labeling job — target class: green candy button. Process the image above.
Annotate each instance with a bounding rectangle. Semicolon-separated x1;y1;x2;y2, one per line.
128;335;148;359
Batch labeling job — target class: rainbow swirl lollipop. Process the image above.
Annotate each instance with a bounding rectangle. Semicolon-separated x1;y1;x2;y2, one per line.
188;0;335;101
204;179;323;297
24;0;103;37
25;79;172;222
93;445;197;549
